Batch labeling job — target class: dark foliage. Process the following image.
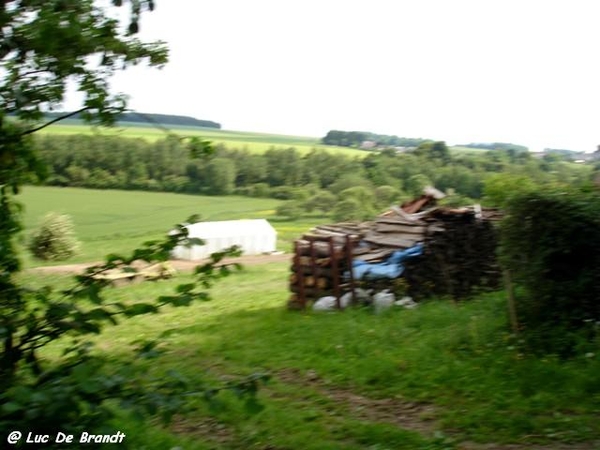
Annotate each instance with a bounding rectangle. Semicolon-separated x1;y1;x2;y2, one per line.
42;111;221;129
404;211;502;300
500;189;600;356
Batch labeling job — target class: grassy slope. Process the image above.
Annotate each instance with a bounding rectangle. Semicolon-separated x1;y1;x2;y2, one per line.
40;120;367;157
19;186;328;266
18;186;600;448
27;265;600;450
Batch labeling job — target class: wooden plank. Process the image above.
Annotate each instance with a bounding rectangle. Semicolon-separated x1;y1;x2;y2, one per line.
354;249;393;262
401;195;433;214
375;217;425;226
374;223;426;234
363;232;422;249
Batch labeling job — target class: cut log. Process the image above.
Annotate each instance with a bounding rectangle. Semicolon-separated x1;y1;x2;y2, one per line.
296;240;344;258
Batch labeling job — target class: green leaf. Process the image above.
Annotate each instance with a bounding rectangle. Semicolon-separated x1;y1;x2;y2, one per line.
124;303;159;317
87;308;117;325
186;214;202;224
1;401;24;414
176;283;195;294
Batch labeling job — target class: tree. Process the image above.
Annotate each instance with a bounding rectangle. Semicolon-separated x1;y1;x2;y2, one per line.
332;198;364;222
405;174;432;198
0;1;167;126
482;173;537;207
205;157;236;195
374;185;402;209
304;190;337;214
414;140;450;163
0;1;264;442
276;201;303;220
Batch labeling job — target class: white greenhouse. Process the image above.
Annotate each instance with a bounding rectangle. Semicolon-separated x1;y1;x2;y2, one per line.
171;219;277;260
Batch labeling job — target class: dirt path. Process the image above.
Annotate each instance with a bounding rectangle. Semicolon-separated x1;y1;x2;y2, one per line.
275;368;600;450
28;253;291;275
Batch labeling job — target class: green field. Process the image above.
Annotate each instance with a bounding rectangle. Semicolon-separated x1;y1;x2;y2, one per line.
18;186;329;266
26;266;600;449
41;120;367;157
17;186;600;449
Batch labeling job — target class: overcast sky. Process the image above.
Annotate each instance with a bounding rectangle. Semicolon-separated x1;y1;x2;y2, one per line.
66;0;600;152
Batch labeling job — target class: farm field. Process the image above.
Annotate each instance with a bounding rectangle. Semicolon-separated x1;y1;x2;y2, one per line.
40;120;368;157
25;264;600;450
17;186;600;449
18;186;328;266
38;119;480;156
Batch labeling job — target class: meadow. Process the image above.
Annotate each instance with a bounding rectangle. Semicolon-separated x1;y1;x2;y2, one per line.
18;186;600;449
18;186;326;266
40;120;368;157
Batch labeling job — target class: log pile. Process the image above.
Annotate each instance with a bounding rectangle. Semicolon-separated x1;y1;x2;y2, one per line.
287;234;355;310
288;187;504;308
402;208;502;300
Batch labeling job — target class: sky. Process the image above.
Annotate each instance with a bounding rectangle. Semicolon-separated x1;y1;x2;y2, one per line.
65;0;600;152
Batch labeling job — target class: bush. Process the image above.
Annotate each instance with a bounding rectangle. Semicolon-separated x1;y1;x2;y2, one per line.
276;201;303;220
331;198;375;222
500;188;600;356
304;191;337;214
28;212;81;261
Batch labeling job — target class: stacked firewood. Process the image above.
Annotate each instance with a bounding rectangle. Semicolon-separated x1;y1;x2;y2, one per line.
287;235;355;309
402;208;502;300
288;185;504;308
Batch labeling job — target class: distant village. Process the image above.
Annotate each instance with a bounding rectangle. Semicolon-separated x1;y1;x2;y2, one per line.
359;140;600;163
529;146;600;163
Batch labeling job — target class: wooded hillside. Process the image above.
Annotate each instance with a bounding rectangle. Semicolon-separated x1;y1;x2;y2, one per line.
43;111;221;129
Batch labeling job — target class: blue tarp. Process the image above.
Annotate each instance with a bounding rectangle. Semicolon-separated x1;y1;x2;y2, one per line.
351;244;423;280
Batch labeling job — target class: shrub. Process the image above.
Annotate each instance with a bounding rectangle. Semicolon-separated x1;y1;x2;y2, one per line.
28;212;81;261
374;185;401;209
500;188;600;356
304;191;337;214
332;198;375;222
276;201;303;220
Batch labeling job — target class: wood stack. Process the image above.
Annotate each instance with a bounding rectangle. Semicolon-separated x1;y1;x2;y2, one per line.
287;234;355;310
288;185;504;307
402;208;502;300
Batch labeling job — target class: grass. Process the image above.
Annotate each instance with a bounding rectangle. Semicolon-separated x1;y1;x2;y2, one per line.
26;265;600;449
16;186;600;448
40;120;367;157
18;186;331;266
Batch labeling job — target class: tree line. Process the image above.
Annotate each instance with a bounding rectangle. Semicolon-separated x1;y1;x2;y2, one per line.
459;142;528;152
321;130;429;148
43;111;221;129
33;134;593;219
